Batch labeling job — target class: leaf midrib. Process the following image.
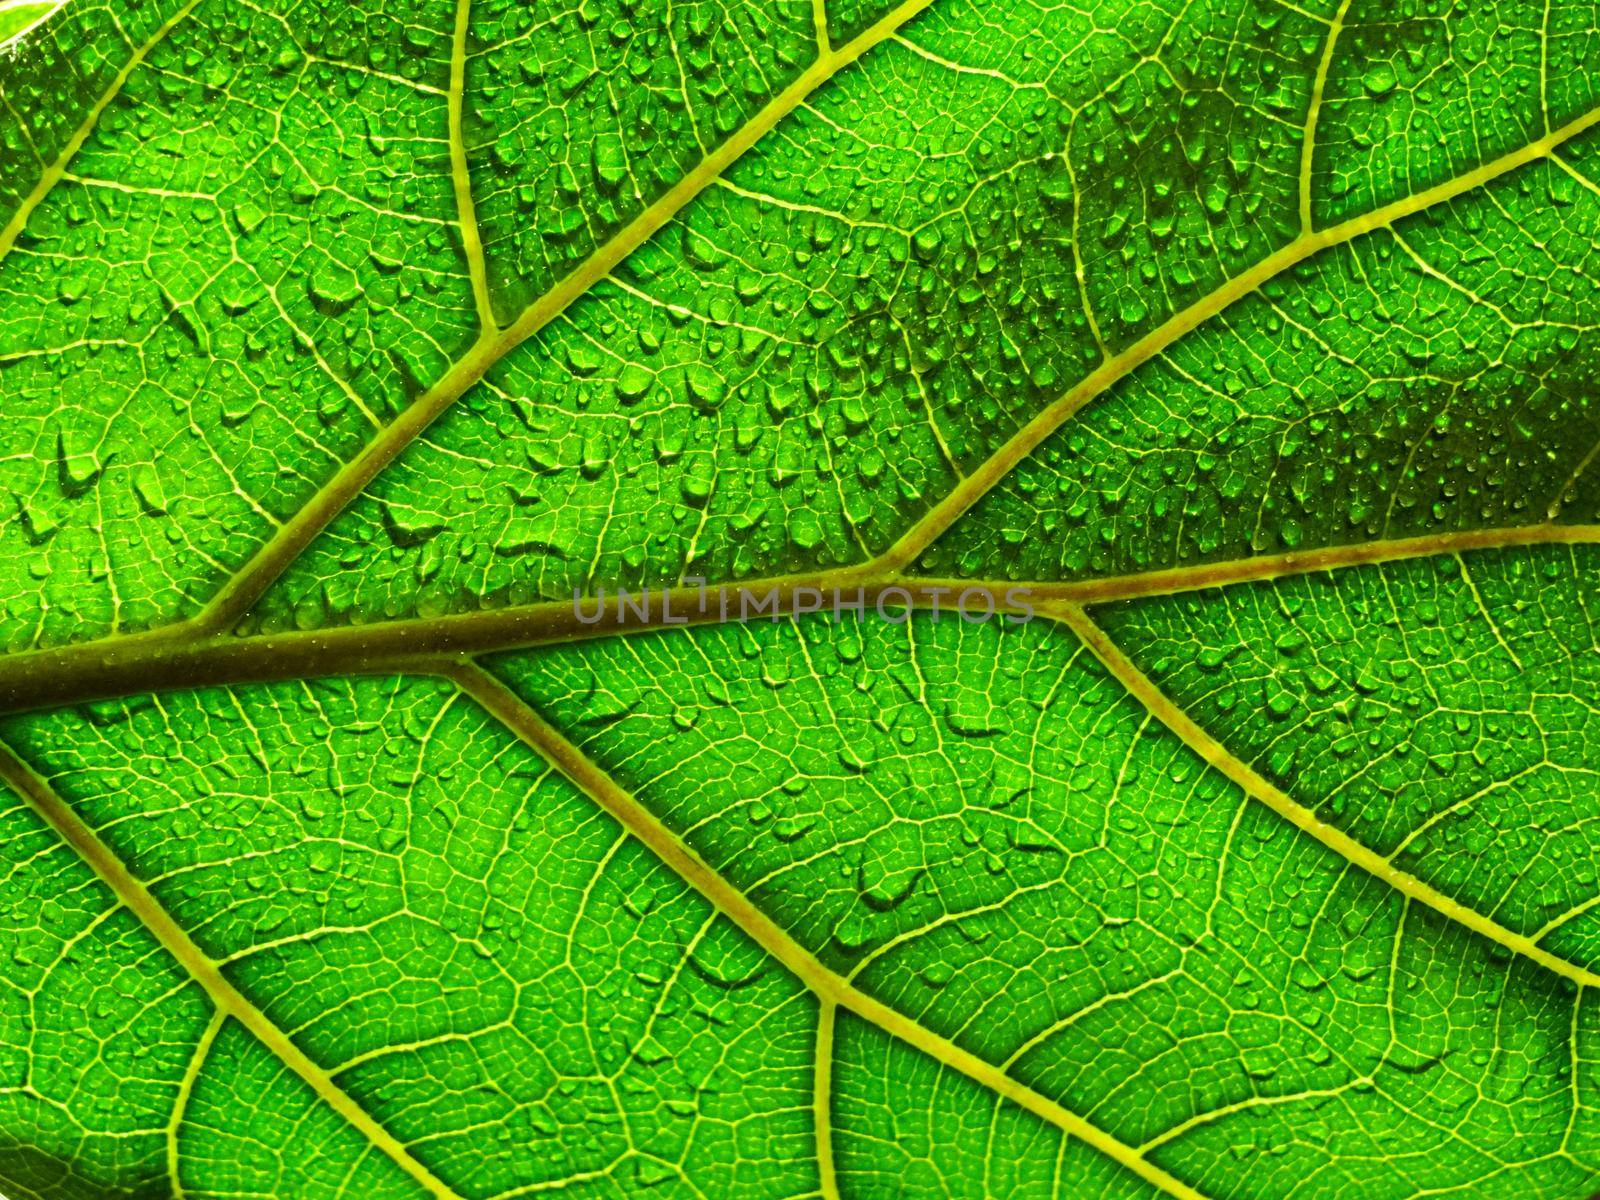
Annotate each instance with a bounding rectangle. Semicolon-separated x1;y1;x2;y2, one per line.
6;57;1596;709
0;522;1591;715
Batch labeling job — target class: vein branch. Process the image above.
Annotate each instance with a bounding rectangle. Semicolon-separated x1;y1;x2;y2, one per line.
9;10;1597;715
1300;0;1353;233
180;0;936;637
815;1001;841;1200
1050;603;1600;991
0;741;467;1200
449;0;495;331
445;661;1213;1200
878;96;1600;573
166;1008;225;1199
0;0;207;267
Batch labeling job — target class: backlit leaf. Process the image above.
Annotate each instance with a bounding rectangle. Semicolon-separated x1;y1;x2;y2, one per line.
0;2;1597;1198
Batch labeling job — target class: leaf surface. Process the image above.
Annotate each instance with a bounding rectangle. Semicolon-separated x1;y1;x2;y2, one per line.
0;2;1598;1198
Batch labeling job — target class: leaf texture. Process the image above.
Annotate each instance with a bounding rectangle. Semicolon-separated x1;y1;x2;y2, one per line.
0;1;1598;1198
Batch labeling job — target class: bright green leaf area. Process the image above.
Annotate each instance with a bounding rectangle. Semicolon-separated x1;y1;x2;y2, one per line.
0;0;1599;1198
0;4;55;46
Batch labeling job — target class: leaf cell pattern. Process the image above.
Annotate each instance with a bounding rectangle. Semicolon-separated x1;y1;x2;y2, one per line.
0;1;1598;1198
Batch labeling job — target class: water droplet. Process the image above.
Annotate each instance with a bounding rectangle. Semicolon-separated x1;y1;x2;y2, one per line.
309;263;359;315
130;464;167;515
1363;63;1398;97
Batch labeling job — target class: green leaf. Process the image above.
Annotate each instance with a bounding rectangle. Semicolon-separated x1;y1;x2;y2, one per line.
0;1;1597;1198
0;4;56;47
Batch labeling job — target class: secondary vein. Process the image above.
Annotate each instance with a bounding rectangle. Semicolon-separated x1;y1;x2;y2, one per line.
449;0;494;331
184;0;938;637
815;1001;841;1200
0;741;467;1200
166;1009;226;1198
1299;0;1353;233
878;95;1600;573
446;660;1214;1200
1051;603;1600;992
4;20;1597;716
0;0;207;267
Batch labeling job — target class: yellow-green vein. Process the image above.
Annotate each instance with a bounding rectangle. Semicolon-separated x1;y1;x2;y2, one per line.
880;96;1600;572
0;0;205;266
816;1000;841;1200
0;523;1591;715
0;741;467;1200
187;0;938;635
1051;603;1600;991
445;660;1213;1200
166;1009;225;1199
449;0;493;330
